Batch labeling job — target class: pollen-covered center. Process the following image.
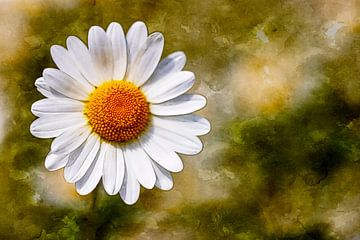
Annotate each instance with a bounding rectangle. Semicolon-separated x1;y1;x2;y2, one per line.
85;80;150;142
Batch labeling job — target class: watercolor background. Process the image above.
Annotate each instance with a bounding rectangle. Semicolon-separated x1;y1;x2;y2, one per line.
0;0;360;239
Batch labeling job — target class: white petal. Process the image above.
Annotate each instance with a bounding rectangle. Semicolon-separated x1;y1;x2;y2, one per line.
44;152;68;171
31;98;84;117
102;143;125;195
120;163;140;205
35;77;64;98
50;45;94;92
126;21;147;66
106;22;127;80
150;94;206;116
64;133;100;183
88;26;113;85
75;141;106;195
144;71;195;103
30;113;85;138
150;125;203;155
50;125;91;155
152;115;210;136
115;146;126;190
66;36;99;86
123;142;156;189
63;143;83;173
140;131;183;172
126;32;164;86
141;51;186;92
43;68;89;101
35;77;52;97
151;161;173;190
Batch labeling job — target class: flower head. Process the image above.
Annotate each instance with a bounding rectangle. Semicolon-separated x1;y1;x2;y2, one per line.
30;21;210;205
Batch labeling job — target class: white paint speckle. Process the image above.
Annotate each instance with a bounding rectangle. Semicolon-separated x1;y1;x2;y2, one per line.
256;29;269;43
325;21;345;47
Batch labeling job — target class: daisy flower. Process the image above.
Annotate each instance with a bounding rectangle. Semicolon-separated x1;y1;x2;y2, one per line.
30;21;210;205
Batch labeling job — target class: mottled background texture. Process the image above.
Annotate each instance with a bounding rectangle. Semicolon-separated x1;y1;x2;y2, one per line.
0;0;360;239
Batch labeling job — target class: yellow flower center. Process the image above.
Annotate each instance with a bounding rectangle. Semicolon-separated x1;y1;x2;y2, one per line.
85;80;150;142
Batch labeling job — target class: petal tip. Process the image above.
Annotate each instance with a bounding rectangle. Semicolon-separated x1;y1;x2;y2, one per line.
107;21;121;29
132;21;146;27
160;182;173;191
76;186;92;196
140;177;156;190
50;45;62;55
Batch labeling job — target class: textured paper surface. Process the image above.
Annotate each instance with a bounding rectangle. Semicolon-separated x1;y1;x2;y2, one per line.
0;0;360;239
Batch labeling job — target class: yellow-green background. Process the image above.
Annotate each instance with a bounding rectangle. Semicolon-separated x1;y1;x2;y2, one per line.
0;0;360;239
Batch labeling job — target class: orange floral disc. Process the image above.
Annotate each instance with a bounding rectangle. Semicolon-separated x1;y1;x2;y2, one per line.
85;80;150;142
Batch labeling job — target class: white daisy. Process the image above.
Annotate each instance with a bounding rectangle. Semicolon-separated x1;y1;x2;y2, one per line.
30;21;210;205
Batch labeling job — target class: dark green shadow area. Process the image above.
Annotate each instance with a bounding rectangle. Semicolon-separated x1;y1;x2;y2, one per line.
230;83;357;187
269;224;335;240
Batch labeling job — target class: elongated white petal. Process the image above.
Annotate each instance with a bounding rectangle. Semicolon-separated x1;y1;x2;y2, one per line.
50;45;94;92
102;142;115;194
64;133;100;183
120;163;140;205
75;141;106;195
66;36;99;86
142;51;186;92
88;26;113;85
102;143;125;195
30;113;85;138
151;161;173;190
35;77;52;97
43;68;89;100
126;32;164;86
115;146;125;190
140;131;183;172
31;98;84;117
106;22;127;80
152;115;210;136
150;94;206;116
51;125;90;155
126;21;147;66
35;77;64;98
144;71;195;103
123;142;156;189
44;152;69;171
64;143;84;178
150;125;203;155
